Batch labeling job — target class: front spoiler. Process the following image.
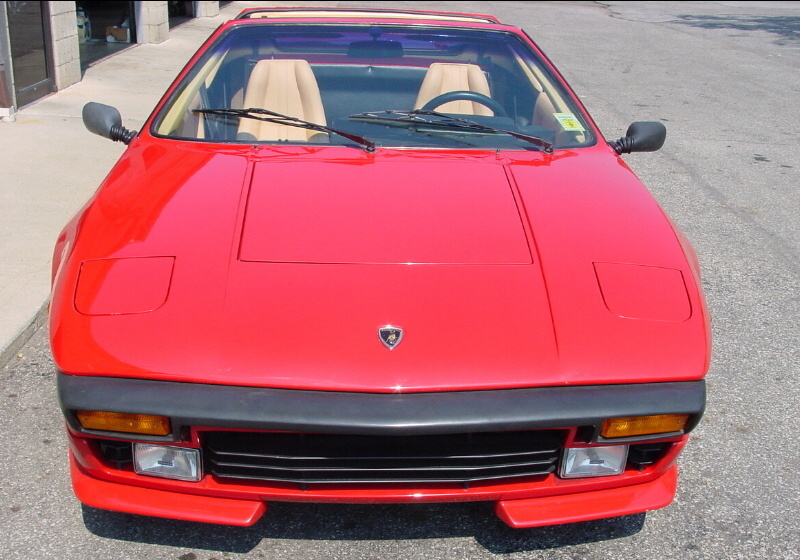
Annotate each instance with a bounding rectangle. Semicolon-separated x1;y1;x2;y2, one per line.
58;373;705;442
70;450;678;527
70;452;266;526
495;466;677;528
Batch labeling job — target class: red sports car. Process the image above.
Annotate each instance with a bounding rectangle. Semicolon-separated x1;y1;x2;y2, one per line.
51;7;710;528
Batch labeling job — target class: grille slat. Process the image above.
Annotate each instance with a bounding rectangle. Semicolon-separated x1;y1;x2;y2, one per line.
209;456;557;469
209;457;557;473
209;448;558;462
204;430;563;485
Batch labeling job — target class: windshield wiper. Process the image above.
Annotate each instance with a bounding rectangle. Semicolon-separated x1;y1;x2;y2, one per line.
349;110;553;153
194;107;376;152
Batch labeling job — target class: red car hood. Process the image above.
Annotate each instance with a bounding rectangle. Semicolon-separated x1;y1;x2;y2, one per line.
51;143;709;392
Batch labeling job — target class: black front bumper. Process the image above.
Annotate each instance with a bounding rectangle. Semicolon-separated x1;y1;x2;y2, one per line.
58;373;705;444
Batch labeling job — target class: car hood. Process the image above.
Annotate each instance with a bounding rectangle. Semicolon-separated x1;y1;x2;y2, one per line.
51;143;709;392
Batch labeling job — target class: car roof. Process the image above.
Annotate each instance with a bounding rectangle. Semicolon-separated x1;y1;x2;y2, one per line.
234;7;501;24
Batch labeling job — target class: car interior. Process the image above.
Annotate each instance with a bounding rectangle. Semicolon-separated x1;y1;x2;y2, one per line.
154;24;591;148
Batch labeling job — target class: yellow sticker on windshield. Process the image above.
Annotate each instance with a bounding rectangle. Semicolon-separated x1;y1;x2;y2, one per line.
554;113;586;132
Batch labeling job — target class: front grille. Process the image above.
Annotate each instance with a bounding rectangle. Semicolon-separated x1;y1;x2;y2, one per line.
203;430;563;486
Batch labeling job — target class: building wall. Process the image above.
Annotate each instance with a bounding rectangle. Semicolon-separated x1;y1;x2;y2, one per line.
48;1;81;91
0;0;221;118
0;6;13;117
194;2;221;18
135;1;170;45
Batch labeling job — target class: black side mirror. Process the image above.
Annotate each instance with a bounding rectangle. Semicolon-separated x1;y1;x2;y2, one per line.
610;121;666;154
82;102;137;144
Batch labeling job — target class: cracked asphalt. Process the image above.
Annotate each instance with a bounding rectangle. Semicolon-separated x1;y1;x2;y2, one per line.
2;2;799;558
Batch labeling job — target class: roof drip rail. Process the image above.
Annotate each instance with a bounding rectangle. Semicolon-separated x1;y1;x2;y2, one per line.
234;8;501;24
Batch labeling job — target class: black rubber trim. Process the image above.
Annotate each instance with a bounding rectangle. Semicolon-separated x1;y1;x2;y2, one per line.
58;373;705;442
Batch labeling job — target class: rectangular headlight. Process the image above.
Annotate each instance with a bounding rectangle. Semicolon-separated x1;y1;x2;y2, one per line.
134;444;201;482
560;445;628;479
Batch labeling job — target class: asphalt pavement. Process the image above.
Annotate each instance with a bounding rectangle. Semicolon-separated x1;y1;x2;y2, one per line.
2;1;800;559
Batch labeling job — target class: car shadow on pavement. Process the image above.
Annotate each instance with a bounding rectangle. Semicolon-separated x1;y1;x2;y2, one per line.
82;502;645;554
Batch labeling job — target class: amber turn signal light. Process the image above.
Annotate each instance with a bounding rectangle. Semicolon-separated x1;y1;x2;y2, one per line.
76;410;171;436
600;414;689;438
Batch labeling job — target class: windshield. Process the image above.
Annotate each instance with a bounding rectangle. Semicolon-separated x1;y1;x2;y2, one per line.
153;23;595;150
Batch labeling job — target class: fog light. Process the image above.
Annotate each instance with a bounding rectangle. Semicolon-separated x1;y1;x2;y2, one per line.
77;410;170;436
134;444;201;482
601;414;689;438
560;445;628;479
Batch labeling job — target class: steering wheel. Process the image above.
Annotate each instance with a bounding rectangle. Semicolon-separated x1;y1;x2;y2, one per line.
420;90;507;117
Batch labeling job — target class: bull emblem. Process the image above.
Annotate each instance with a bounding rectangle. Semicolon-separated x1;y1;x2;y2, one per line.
378;326;403;350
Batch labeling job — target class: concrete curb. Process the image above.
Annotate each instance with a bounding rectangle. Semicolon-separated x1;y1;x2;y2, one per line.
0;302;48;368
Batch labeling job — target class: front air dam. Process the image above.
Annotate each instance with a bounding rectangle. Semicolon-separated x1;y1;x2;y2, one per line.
494;466;677;528
69;451;266;526
71;442;677;529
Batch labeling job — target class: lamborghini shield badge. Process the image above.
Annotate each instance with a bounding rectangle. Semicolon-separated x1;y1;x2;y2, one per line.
378;326;403;350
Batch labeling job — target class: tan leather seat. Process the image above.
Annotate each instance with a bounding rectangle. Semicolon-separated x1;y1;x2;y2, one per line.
237;59;326;141
414;63;493;116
